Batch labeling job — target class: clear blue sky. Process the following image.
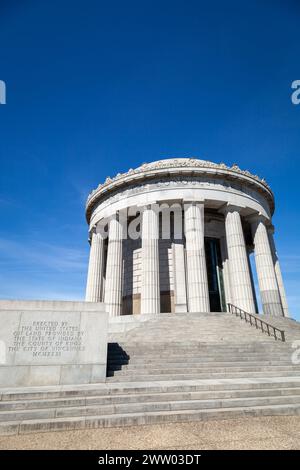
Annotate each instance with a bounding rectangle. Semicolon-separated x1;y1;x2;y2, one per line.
0;1;299;319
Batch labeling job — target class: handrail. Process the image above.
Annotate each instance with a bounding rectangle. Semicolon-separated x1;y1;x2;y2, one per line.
227;303;285;342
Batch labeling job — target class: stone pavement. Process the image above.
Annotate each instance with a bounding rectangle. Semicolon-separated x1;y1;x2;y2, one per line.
0;416;299;450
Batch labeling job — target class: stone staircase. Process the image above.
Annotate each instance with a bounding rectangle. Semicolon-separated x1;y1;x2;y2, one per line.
1;312;300;435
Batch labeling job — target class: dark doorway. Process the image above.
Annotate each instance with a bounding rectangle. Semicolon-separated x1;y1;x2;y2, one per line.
205;238;226;312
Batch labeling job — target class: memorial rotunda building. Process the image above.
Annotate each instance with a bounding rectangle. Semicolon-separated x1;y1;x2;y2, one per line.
85;158;289;318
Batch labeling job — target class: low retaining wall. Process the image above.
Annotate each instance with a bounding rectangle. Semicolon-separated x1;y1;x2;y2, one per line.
0;300;108;387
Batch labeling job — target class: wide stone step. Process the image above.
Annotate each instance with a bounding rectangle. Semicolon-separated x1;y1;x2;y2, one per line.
1;386;300;412
108;351;291;360
121;331;276;336
107;365;300;377
108;360;296;369
108;348;293;361
108;342;291;354
112;340;284;346
1;403;300;435
108;357;292;368
108;360;294;368
2;393;300;423
113;342;290;353
107;370;300;382
108;347;291;354
2;378;300;402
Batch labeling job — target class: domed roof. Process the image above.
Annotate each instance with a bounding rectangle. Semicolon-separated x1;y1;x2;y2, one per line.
86;157;274;222
135;158;216;170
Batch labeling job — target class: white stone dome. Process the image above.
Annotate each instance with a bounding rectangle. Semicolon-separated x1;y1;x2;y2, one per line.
86;157;274;223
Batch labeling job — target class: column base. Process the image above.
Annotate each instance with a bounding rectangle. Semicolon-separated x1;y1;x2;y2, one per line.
261;289;284;316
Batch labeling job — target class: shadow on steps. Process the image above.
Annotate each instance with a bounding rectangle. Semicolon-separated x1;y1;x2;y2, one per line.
107;342;130;377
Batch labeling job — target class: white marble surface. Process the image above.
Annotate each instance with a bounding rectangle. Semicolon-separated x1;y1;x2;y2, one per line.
0;301;108;387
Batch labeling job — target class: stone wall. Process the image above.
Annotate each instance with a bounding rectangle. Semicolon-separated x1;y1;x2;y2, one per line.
0;300;108;387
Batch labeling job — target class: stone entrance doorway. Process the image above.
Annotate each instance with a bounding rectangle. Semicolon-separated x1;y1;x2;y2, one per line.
205;237;226;312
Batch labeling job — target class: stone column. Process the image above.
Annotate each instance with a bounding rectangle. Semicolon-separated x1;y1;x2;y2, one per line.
220;235;232;309
224;206;256;313
104;214;123;316
267;226;289;317
251;216;284;316
85;228;105;302
184;201;210;312
140;204;160;314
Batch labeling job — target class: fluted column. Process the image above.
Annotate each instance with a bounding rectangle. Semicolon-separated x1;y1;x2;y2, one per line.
224;206;256;313
251;216;283;316
173;242;188;312
250;216;284;316
267;226;289;317
85;228;105;302
104;214;123;316
220;235;232;308
140;204;160;314
184;201;210;312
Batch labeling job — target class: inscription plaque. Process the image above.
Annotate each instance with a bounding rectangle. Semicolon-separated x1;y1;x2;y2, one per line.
0;301;108;387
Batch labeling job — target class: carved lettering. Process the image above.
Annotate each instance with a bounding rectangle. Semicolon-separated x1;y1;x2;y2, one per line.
8;321;85;357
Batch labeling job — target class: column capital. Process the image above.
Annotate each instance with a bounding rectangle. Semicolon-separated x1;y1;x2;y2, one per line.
137;201;158;211
219;203;245;215
183;199;205;206
247;214;273;237
247;212;269;225
88;225;97;243
90;219;108;242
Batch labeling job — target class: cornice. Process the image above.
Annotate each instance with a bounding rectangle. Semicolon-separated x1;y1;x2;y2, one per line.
85;158;275;223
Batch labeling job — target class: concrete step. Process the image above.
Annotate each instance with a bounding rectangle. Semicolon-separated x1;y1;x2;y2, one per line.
110;347;295;355
1;313;298;435
108;361;297;370
108;347;291;354
1;387;300;412
107;364;300;376
1;403;300;435
108;350;291;358
2;394;300;423
110;355;292;362
108;350;292;357
1;377;300;435
112;340;289;346
108;359;294;367
109;344;289;351
107;370;300;382
2;378;300;401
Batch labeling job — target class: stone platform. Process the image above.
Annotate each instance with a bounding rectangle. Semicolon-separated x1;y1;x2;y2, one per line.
0;312;300;435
